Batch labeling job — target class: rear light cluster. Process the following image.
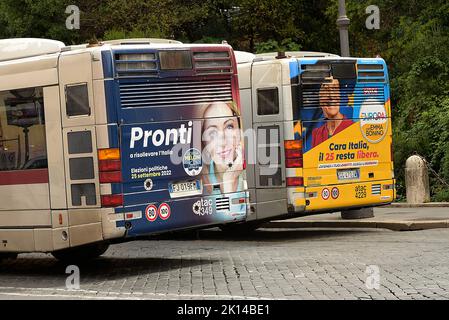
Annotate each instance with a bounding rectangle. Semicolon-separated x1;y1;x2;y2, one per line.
286;177;304;186
101;194;123;207
284;140;304;187
98;148;123;207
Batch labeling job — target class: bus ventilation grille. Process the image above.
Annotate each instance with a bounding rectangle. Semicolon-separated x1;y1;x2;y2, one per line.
300;63;331;84
216;197;230;211
357;64;385;83
114;53;158;78
301;84;385;108
371;184;381;195
193;51;232;75
119;79;233;108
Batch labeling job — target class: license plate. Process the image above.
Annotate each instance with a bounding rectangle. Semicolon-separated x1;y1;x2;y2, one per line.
169;180;201;194
337;168;360;181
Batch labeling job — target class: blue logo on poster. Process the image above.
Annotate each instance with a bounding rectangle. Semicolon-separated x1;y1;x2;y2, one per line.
183;148;202;176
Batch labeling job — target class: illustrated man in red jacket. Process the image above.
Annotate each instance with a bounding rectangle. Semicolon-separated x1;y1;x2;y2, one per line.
312;79;354;148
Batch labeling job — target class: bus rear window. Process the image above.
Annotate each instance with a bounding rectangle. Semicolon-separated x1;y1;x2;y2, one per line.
159;51;193;70
331;63;356;79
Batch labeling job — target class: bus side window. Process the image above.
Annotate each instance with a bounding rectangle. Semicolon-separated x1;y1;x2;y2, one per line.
257;88;279;115
66;83;91;117
257;125;282;187
0;87;47;171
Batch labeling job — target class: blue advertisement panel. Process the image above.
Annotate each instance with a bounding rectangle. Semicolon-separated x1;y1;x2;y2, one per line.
117;102;247;237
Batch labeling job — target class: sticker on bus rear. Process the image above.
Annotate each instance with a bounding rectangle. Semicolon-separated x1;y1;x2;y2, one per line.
359;100;388;144
321;188;330;200
331;187;339;199
158;203;171;220
183;148;203;176
145;204;158;222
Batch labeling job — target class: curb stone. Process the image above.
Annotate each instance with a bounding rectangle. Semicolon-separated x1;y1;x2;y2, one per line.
263;220;449;231
385;202;449;208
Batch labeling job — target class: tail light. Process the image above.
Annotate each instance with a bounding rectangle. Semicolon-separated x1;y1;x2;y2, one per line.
286;158;303;168
99;171;122;183
287;177;304;187
99;159;121;172
98;148;123;207
98;148;120;160
284;140;303;168
284;139;304;186
285;148;301;159
98;148;122;183
101;194;123;207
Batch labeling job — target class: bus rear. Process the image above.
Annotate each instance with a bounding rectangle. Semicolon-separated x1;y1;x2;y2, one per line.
294;57;395;212
236;51;395;228
102;43;247;236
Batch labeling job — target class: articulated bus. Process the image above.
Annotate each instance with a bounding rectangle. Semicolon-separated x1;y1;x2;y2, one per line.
233;51;395;230
0;38;247;261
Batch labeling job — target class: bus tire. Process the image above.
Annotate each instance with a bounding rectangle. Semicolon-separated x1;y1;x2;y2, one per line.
0;253;18;262
219;221;263;234
341;207;374;220
51;242;110;263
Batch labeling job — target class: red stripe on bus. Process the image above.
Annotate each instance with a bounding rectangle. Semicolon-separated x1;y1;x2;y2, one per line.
0;169;49;185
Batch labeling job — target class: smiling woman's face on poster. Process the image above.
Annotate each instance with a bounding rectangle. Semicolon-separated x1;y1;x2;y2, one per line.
201;101;243;194
202;102;241;170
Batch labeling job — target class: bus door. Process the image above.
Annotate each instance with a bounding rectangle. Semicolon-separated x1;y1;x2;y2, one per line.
299;59;394;211
250;61;287;219
59;52;101;209
58;52;105;246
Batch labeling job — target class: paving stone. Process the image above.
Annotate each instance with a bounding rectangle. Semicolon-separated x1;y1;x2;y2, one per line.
1;228;449;300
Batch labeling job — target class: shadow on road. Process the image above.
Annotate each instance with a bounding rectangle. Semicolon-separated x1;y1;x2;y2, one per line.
0;228;381;286
0;256;212;285
151;227;380;242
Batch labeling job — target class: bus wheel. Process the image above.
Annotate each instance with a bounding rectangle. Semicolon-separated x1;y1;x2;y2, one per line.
0;253;18;262
341;207;374;220
51;242;110;263
219;221;263;234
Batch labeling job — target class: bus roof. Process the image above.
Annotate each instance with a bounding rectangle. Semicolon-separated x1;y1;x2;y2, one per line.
0;38;234;64
0;38;65;62
101;38;183;45
235;50;340;64
256;51;340;59
234;51;256;64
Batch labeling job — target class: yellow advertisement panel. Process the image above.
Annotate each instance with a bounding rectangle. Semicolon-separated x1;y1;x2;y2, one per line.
295;59;395;212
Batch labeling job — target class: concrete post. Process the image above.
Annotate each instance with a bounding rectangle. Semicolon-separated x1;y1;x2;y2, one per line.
337;0;351;57
405;155;431;203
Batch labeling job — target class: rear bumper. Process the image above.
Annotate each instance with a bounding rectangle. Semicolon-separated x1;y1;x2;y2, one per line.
121;191;248;237
289;179;395;212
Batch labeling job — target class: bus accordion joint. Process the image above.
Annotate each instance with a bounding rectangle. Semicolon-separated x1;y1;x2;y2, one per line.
98;148;123;206
284;140;303;168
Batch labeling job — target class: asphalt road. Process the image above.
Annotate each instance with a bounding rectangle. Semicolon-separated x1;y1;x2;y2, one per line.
1;225;449;300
